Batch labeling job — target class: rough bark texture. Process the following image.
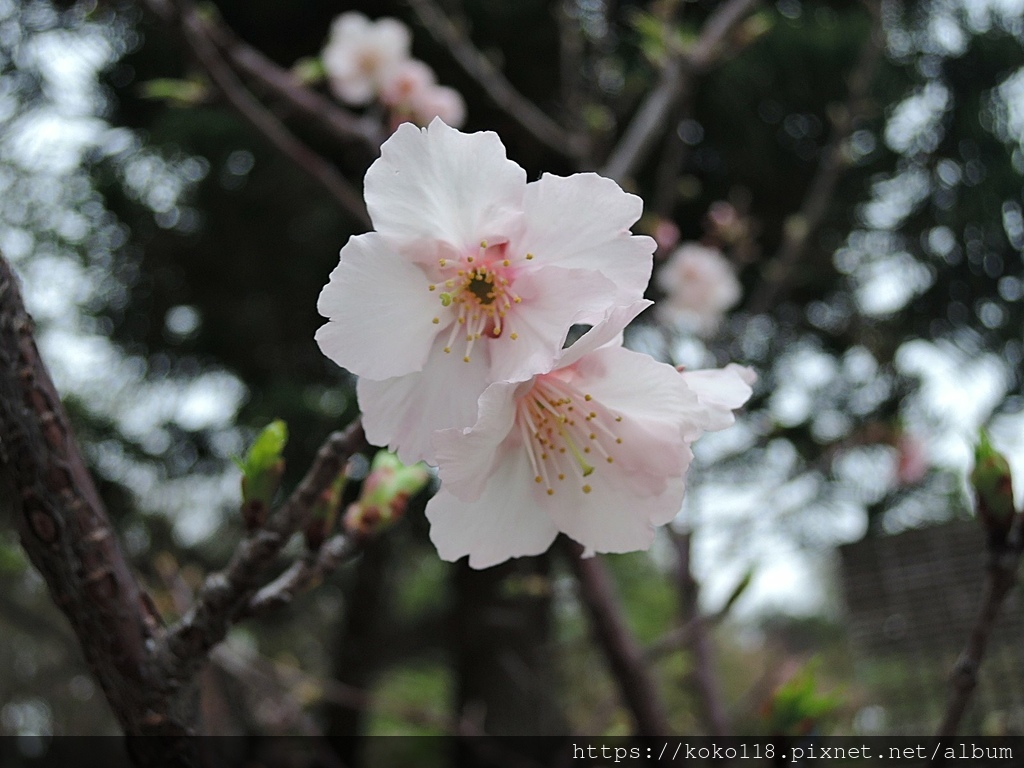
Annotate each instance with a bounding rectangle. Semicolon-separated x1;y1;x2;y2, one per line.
0;255;199;765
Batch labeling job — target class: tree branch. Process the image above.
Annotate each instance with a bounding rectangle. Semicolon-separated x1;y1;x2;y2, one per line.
602;0;760;183
245;532;359;618
746;1;882;314
671;529;729;737
0;255;201;764
154;421;369;691
935;530;1021;737
141;0;372;229
562;539;672;737
406;0;585;160
201;13;387;155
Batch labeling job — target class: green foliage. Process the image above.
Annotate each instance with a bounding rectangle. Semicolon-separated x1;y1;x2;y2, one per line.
138;78;209;106
761;659;844;736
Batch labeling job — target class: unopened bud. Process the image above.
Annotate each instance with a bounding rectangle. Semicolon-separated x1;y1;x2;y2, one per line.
971;430;1017;546
236;420;288;530
342;451;430;538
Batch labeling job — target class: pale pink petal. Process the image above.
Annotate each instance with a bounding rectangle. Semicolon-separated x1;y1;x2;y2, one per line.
364;119;525;252
514;173;654;309
568;346;704;430
555;300;652;370
315;233;440;380
357;334;491;465
487;266;617;382
679;363;755;435
548;470;686;555
433;381;526;502
426;448;559;568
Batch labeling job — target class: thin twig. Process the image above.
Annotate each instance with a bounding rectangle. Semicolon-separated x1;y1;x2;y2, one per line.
602;0;760;182
155;422;369;690
203;17;387;154
147;0;371;229
245;532;360;617
935;530;1022;737
406;0;585;160
671;529;730;737
746;1;882;314
562;539;672;737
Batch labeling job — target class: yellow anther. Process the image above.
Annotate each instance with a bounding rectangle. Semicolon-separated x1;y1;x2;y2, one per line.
547;488;554;496
525;253;534;260
429;284;436;291
463;356;471;363
535;476;543;484
510;333;518;340
432;317;440;324
584;394;592;401
582;485;591;494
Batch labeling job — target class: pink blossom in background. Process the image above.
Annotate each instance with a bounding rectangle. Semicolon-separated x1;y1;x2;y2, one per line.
379;58;436;108
315;120;654;464
409;84;467;129
425;303;755;568
322;12;411;105
895;432;928;486
656;242;742;334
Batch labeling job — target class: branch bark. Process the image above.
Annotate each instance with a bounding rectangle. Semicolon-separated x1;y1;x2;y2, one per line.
671;529;729;737
935;530;1021;737
0;255;197;764
154;422;368;691
406;0;585;161
140;0;372;229
746;1;883;314
602;0;760;183
563;540;672;737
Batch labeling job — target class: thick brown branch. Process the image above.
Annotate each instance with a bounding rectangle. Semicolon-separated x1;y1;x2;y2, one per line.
142;0;371;229
746;1;882;314
155;422;368;690
562;539;672;737
406;0;584;160
0;255;199;761
602;0;760;182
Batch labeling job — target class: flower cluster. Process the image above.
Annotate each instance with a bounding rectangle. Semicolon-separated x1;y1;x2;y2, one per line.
317;119;753;567
321;12;466;129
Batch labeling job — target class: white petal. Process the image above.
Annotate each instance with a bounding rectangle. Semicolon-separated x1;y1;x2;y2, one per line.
487;266;617;382
315;233;441;380
356;334;491;465
515;173;654;308
434;380;526;502
679;363;755;435
426;448;559;568
364;119;526;251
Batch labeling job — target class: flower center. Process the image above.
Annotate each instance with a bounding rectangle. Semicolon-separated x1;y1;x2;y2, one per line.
428;241;535;362
515;374;624;497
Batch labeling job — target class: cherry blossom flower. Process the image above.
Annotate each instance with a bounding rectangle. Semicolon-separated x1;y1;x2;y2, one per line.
657;242;741;334
425;303;754;568
322;12;411;105
316;119;654;464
